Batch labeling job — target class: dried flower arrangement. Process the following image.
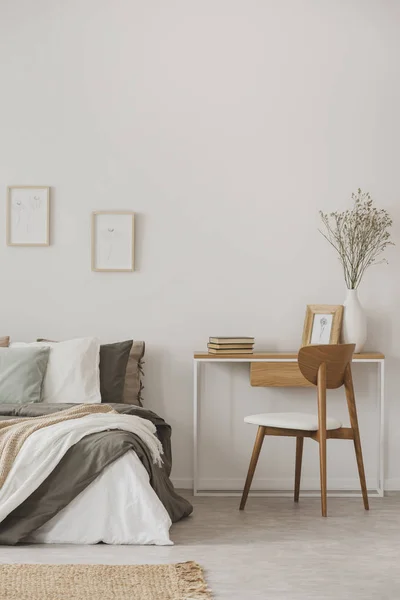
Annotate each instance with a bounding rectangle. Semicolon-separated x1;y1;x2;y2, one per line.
319;189;394;290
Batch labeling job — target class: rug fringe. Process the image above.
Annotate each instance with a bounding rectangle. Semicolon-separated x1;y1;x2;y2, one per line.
175;561;212;599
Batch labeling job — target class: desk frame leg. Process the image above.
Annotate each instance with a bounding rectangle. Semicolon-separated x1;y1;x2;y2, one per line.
377;360;385;497
193;360;200;496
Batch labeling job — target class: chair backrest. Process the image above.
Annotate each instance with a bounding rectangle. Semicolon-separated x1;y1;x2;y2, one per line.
298;344;355;389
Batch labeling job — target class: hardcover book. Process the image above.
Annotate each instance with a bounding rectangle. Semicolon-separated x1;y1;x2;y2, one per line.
208;343;254;350
209;337;254;345
207;348;254;354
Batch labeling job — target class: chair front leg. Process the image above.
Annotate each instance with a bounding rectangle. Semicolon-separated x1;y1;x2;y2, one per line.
318;432;327;517
240;426;265;510
317;363;328;517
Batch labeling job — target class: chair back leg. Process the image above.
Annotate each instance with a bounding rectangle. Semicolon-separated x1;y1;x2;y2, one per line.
344;366;369;510
240;426;265;510
294;437;303;502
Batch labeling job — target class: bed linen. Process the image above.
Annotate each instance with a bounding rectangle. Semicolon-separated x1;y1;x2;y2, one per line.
28;451;173;545
0;403;192;545
0;412;163;524
0;404;114;487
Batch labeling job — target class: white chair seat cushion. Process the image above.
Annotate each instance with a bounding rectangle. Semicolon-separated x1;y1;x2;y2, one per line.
244;412;342;431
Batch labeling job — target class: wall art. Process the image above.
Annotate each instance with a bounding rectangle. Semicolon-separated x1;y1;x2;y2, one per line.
92;211;135;272
7;186;50;246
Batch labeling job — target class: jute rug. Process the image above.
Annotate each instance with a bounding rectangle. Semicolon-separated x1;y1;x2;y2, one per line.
0;562;212;600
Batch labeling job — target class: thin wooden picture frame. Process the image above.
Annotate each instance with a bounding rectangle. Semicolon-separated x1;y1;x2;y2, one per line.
91;211;135;272
7;186;50;246
302;304;344;346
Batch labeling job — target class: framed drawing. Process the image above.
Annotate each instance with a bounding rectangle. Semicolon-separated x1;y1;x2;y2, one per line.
7;186;50;246
302;304;344;346
91;211;135;272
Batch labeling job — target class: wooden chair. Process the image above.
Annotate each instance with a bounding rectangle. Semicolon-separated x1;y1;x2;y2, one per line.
239;344;369;516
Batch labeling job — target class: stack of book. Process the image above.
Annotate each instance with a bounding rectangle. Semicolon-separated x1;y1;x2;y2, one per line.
207;337;255;354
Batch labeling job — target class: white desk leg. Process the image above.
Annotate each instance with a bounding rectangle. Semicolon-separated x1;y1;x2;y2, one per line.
193;360;200;496
378;360;385;497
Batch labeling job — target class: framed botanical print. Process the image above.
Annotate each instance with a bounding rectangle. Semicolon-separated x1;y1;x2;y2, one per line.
91;211;135;272
7;186;50;246
302;304;344;346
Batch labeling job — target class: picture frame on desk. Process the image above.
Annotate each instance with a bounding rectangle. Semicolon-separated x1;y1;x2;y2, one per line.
302;304;343;346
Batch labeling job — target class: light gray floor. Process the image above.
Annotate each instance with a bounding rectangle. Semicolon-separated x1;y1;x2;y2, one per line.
0;493;399;599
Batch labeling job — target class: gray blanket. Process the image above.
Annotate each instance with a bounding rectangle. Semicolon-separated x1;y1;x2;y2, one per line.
0;403;192;544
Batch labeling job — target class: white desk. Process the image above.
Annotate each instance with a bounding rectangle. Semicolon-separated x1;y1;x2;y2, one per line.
193;351;385;498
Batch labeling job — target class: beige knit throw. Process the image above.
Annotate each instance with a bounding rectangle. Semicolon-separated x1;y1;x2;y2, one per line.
0;404;115;489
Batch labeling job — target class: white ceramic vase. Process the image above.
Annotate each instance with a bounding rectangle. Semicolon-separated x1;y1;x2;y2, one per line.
342;288;367;353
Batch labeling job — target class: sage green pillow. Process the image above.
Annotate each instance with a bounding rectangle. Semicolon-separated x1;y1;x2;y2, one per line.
0;347;50;404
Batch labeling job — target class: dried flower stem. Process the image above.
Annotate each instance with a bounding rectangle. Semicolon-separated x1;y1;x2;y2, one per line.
319;189;394;289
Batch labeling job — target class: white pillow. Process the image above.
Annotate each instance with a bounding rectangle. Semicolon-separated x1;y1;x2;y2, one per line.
11;337;101;404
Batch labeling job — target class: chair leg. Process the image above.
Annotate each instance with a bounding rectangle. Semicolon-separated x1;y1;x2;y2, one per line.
240;426;265;510
344;365;369;511
317;363;327;517
319;433;327;517
294;437;303;502
353;433;369;510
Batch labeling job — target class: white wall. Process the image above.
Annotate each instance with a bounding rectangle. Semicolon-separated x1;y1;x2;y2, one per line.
0;0;399;490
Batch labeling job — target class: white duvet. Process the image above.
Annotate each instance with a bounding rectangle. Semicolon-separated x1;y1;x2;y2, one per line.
0;414;173;545
29;451;173;545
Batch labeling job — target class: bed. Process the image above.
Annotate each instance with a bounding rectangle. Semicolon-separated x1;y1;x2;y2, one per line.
0;403;192;545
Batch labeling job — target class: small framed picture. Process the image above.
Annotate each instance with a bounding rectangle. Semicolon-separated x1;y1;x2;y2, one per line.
7;186;50;246
91;211;135;272
302;304;344;346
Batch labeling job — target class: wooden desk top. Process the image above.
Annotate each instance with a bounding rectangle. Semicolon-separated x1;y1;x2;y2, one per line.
194;351;385;360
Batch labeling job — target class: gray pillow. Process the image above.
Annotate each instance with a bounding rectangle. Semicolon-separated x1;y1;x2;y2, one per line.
99;340;133;404
0;347;50;404
122;341;145;406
